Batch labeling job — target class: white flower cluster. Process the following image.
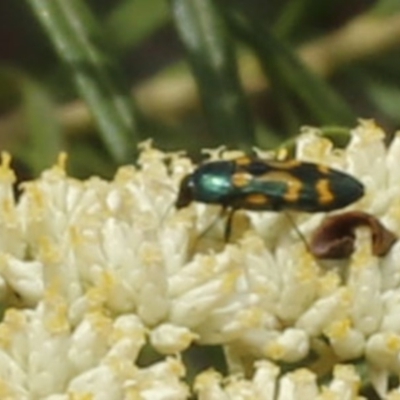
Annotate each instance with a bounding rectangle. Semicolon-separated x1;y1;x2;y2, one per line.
194;362;362;400
0;120;398;399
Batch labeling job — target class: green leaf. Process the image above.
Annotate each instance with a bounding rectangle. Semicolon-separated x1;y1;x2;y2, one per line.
68;139;116;179
273;0;316;39
0;67;22;113
20;77;64;175
0;67;63;174
224;7;356;128
26;0;142;163
253;122;282;150
365;80;400;125
106;0;170;51
170;0;254;149
370;0;400;16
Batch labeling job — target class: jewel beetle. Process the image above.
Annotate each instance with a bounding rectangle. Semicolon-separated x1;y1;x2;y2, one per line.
175;156;365;240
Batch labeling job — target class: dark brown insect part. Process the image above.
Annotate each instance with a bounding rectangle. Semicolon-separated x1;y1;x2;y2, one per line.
310;211;397;259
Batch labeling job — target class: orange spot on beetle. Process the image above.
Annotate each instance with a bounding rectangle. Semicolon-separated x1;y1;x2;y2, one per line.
245;193;269;205
283;180;303;202
267;159;301;169
317;164;330;174
232;172;252;188
316;179;334;204
235;157;252;166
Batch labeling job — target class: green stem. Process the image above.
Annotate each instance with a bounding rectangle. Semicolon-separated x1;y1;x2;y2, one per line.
171;0;254;149
26;0;141;162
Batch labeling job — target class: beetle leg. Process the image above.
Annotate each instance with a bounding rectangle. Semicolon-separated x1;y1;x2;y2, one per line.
224;208;236;242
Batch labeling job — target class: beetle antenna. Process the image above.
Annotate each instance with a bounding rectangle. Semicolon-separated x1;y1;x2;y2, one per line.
157;180;182;230
197;206;228;241
283;212;312;253
159;201;174;227
183;206;228;255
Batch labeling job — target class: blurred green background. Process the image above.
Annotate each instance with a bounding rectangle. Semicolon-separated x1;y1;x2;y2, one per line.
1;0;400;179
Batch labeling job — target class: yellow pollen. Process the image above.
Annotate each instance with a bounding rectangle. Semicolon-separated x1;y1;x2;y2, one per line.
88;311;113;335
69;392;94;400
276;147;289;160
26;186;46;213
69;226;84;247
324;318;351;339
239;307;264;328
0;152;15;184
86;287;107;310
114;165;136;183
43;290;69;333
0;153;10;168
333;364;360;382
0;199;17;224
222;269;241;293
288;368;316;382
98;271;117;292
57;152;68;170
0;379;14;398
297;258;318;282
0;325;12;348
194;370;222;391
139;243;163;266
3;308;27;328
264;342;285;360
1;153;10;169
317;272;340;296
39;236;62;264
339;288;353;305
166;357;186;377
386;393;400;400
386;334;400;351
319;387;341;400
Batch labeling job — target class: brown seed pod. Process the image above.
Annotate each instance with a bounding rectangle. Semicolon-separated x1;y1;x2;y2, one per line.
310;211;397;259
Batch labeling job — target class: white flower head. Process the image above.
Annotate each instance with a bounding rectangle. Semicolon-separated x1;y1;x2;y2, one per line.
0;122;399;398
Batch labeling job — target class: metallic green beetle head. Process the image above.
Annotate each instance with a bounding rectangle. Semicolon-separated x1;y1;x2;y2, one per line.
175;174;195;209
